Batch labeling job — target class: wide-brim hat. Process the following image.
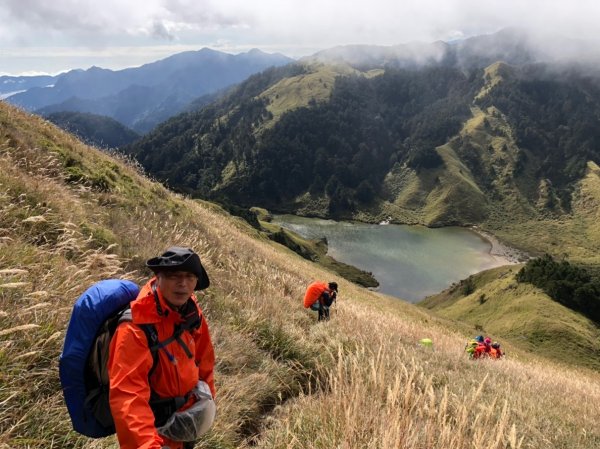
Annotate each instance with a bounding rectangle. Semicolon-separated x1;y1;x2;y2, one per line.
146;246;210;290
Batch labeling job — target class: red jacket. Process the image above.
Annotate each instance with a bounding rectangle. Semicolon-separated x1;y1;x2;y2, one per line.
473;343;491;359
303;281;331;308
108;278;215;449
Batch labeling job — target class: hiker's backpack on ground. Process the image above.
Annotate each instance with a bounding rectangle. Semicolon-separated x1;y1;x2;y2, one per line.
60;279;140;438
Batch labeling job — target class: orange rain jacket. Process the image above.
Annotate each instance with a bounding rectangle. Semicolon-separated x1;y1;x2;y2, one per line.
473;343;491;359
489;347;503;359
108;278;215;449
303;281;331;308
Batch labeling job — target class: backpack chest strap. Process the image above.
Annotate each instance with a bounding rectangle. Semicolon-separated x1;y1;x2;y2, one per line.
147;320;201;361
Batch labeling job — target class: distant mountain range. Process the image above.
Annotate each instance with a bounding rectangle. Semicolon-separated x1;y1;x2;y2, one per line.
0;75;57;99
5;48;293;133
7;28;600;140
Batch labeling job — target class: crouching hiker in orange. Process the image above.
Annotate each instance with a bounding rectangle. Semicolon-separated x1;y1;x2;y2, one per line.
490;342;504;359
108;247;216;449
303;281;338;321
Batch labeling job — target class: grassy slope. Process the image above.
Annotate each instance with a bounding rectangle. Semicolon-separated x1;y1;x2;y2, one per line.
257;62;359;133
1;102;600;449
376;111;496;227
420;266;600;371
376;84;520;227
490;161;600;265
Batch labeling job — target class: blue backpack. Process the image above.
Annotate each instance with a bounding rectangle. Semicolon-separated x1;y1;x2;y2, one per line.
59;279;141;437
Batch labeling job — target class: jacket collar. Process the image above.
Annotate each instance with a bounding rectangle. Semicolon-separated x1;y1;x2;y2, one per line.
131;277;197;324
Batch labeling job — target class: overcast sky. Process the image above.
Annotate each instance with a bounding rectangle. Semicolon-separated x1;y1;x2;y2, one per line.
2;0;600;75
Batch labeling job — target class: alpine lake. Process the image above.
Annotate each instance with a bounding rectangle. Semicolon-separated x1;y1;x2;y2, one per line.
273;215;515;303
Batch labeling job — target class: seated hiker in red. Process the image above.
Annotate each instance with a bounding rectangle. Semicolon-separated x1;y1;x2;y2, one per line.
473;337;493;359
303;281;338;321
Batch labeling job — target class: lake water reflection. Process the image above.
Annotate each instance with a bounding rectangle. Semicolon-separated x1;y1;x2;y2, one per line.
273;215;512;302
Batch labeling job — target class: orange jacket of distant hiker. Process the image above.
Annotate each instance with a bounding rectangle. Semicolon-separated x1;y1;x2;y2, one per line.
304;281;330;308
473;343;491;359
108;278;215;449
490;346;503;359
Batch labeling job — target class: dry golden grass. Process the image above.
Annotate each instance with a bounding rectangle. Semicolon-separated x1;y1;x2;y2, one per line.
250;299;600;449
1;101;600;449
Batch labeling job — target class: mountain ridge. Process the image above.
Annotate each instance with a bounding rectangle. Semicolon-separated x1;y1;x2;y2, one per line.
44;111;140;149
6;48;294;133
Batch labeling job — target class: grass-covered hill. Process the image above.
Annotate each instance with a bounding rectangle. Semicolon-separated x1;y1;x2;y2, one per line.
420;265;600;371
2;100;600;449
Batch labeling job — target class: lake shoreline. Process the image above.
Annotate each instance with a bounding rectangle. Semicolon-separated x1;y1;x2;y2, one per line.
281;212;533;266
274;211;531;268
469;226;530;265
273;213;527;301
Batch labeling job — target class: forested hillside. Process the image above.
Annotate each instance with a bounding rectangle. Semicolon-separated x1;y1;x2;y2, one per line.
476;64;600;202
127;64;479;205
124;58;600;235
45;111;140;148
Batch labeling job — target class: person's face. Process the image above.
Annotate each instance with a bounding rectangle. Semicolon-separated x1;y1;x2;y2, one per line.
157;271;197;307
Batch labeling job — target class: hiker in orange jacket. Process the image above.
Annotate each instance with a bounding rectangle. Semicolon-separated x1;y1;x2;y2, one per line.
304;281;338;321
108;247;216;449
490;342;504;359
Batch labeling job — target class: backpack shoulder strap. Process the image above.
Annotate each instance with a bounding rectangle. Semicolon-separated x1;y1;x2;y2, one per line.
115;310;190;428
118;309;160;377
121;299;203;367
145;314;203;361
139;324;160;377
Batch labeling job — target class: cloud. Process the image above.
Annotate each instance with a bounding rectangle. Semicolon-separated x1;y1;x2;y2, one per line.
3;1;600;46
2;1;600;74
0;0;248;43
151;21;175;41
2;0;130;34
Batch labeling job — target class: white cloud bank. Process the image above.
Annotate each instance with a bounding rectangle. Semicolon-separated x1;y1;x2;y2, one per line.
1;0;600;74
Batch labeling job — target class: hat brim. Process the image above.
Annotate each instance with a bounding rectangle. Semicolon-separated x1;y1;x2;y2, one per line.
146;256;210;291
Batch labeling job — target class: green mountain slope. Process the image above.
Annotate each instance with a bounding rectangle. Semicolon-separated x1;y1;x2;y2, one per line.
123;53;600;268
2;101;600;448
45;111;140;148
125;63;478;211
